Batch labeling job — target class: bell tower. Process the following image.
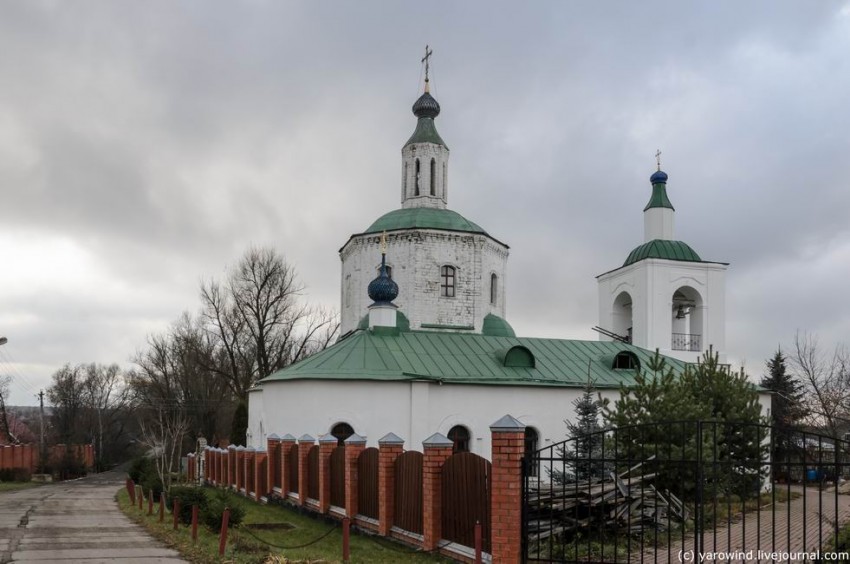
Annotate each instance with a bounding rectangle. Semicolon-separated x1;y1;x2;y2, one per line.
401;46;450;209
596;159;729;363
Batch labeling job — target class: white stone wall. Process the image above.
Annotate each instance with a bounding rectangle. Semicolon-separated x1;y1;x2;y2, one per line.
401;142;449;209
597;258;728;363
246;379;773;459
246;379;599;458
340;230;509;334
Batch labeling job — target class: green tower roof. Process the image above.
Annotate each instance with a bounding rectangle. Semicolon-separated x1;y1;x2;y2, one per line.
363;207;488;235
405;117;447;148
624;239;702;266
644;181;675;211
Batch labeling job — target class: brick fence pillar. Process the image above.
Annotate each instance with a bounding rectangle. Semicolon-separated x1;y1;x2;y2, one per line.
279;434;296;496
187;454;194;482
344;433;367;518
298;435;315;507
254;449;268;500
245;447;256;496
207;448;214;484
227;445;236;488
318;434;337;514
235;446;245;491
422;432;454;551
377;432;404;536
266;434;280;494
490;414;526;564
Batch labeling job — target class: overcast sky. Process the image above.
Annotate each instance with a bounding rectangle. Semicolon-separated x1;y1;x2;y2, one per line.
2;1;849;405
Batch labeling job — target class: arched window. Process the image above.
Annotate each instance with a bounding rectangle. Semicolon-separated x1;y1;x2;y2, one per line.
613;351;640;370
414;159;421;196
448;425;470;453
331;422;354;446
440;265;456;298
490;273;498;305
443;163;447;196
524;427;539;477
430;158;436;196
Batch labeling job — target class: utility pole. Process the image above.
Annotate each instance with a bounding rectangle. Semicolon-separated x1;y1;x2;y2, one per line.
38;389;45;474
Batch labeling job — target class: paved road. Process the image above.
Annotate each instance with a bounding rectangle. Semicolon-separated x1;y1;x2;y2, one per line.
0;470;185;563
639;485;850;563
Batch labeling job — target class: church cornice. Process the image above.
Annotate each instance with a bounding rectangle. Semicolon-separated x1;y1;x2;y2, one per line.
339;227;509;257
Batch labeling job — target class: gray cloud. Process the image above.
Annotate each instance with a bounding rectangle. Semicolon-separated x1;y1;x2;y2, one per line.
1;1;849;403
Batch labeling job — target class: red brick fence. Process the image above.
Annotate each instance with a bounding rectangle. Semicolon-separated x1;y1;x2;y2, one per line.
186;414;525;564
0;443;94;474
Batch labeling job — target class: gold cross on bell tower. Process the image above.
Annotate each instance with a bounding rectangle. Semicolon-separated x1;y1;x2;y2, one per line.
655;149;662;171
422;45;433;91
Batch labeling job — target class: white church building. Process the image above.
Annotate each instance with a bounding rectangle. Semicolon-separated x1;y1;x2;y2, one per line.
246;73;766;458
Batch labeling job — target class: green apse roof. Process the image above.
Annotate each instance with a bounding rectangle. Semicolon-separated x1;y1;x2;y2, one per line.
405;117;447;148
624;239;702;267
260;330;688;389
364;207;488;236
481;314;516;337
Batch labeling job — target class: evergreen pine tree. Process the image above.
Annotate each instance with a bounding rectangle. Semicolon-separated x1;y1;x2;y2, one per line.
760;348;806;467
230;401;248;446
557;378;607;482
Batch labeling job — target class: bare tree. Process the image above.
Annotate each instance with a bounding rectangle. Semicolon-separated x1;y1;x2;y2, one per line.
791;332;850;438
0;374;16;444
200;246;339;399
47;364;89;444
137;404;188;493
83;363;130;467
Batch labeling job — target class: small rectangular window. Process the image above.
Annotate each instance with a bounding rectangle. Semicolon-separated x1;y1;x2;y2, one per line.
441;265;456;298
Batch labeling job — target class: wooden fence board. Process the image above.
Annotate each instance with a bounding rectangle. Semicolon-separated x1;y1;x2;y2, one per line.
358;448;379;519
442;451;491;552
394;450;423;534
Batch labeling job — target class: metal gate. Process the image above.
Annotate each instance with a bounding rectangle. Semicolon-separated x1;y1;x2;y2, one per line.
522;421;850;563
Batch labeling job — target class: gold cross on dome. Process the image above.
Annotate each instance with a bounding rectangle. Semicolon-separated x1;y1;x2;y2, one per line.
655;149;662;171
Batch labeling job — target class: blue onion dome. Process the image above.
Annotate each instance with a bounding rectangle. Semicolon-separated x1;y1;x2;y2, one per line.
412;91;440;119
367;257;398;304
650;169;668;184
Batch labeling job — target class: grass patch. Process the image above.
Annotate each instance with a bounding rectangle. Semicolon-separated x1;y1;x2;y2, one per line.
0;481;45;493
116;486;452;563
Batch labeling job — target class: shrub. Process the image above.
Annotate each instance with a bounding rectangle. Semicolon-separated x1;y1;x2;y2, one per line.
127;456;152;483
0;468;29;482
167;486;209;525
203;488;246;531
128;456;164;500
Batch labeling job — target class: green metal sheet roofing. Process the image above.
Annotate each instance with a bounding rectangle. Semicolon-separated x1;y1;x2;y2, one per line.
624;239;702;267
364;208;488;235
481;314;516;337
260;330;688;389
405;117;447;148
644;182;675;211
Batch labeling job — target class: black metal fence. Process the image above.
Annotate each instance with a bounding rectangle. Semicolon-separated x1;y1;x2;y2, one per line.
522;421;850;563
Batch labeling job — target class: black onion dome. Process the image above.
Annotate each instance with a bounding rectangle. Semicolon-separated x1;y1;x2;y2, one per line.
412;91;440;119
368;261;399;304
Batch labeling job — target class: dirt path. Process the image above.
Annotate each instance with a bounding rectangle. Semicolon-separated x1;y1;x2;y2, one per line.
0;470;185;563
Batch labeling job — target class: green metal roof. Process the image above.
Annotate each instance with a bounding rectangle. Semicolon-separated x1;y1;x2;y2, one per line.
364;208;488;235
405;117;447;148
644;182;675;211
260;330;688;389
624;239;702;267
481;314;516;337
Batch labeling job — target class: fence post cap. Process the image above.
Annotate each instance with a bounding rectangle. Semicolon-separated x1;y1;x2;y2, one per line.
345;433;367;445
280;433;297;441
267;433;280;441
227;444;237;450
319;433;338;444
298;434;316;443
235;446;245;451
378;432;405;445
422;432;454;448
490;414;526;432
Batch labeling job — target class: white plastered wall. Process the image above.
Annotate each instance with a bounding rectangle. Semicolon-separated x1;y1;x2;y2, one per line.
597;259;728;363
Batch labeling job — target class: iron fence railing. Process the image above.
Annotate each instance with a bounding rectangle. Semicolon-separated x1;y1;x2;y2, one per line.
672;332;701;351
